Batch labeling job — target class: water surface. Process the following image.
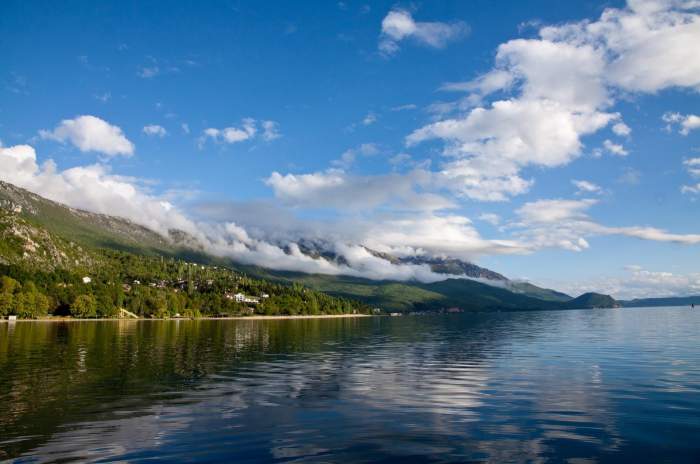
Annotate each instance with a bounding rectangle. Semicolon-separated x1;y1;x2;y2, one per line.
1;307;699;462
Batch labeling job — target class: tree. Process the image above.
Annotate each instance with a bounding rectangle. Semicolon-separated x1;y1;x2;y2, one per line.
72;294;97;318
0;276;20;316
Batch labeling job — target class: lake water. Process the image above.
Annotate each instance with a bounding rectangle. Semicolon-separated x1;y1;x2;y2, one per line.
1;307;699;463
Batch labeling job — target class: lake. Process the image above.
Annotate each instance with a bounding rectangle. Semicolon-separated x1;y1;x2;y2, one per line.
1;307;699;463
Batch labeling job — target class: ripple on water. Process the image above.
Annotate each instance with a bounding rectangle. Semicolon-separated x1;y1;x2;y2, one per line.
0;308;699;462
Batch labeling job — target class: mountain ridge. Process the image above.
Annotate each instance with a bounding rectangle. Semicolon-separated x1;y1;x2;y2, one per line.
0;180;653;313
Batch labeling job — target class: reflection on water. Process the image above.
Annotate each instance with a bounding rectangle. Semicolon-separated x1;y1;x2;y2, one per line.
1;308;699;462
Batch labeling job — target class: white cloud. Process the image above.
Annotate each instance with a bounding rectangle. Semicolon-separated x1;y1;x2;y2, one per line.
438;157;534;202
541;0;700;93
440;70;515;95
612;122;631;136
379;9;469;56
181;123;190;134
408;99;612;201
265;168;455;212
684;157;700;177
143;124;167;137
409;0;700;202
572;179;603;194
603;139;629;156
39;115;134;157
511;197;700;252
410;99;612;166
517;198;597;224
663;112;700;134
495;39;610;111
200;118;280;147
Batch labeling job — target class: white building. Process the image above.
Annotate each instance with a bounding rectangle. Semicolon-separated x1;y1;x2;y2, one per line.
233;293;260;304
82;276;92;284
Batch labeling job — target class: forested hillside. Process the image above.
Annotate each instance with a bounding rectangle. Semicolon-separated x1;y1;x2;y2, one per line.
0;207;367;318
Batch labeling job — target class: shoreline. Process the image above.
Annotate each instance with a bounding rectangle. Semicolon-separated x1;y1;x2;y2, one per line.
0;314;372;323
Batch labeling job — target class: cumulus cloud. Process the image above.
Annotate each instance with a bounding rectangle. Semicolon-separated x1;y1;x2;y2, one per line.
200;118;280;147
379;9;469;56
663;112;700;134
409;0;700;202
408;99;612;201
540;0;700;93
143;124;167;137
39;115;134;157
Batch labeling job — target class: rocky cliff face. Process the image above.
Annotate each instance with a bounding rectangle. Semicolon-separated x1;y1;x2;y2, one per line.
0;208;97;270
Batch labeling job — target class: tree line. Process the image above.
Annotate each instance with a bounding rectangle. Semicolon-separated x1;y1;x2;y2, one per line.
0;251;368;319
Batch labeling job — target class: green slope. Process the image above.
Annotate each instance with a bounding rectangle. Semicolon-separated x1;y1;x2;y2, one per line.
506;281;572;302
239;267;564;312
564;292;619;309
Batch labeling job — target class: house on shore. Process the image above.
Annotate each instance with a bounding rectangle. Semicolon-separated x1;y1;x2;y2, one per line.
225;292;260;304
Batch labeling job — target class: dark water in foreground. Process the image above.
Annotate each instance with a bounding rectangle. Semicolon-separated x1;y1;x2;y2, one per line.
1;308;699;463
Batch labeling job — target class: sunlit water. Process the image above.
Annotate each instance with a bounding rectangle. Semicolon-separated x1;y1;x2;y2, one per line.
1;307;699;463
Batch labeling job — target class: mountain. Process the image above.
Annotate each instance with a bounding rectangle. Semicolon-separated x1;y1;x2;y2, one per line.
0;181;174;255
293;239;570;303
0;180;632;314
234;267;567;312
0;197;367;318
619;296;700;308
564;292;620;309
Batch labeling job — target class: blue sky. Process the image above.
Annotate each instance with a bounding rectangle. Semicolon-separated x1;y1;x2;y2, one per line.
1;0;700;298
